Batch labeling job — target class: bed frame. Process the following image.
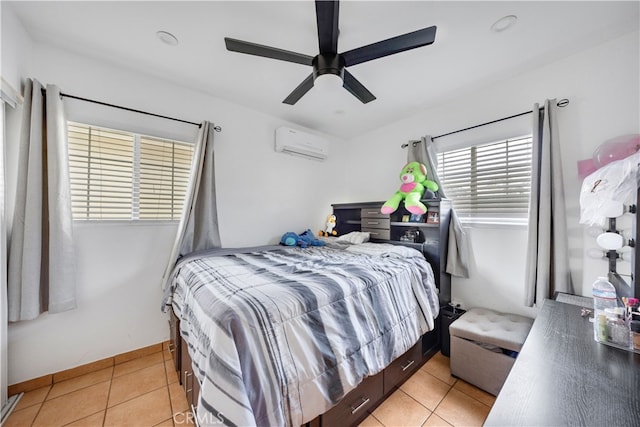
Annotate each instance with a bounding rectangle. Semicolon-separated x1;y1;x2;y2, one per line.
168;309;441;426
167;207;450;426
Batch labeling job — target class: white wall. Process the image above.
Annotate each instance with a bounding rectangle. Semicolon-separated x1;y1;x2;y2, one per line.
1;2;31;402
1;2;31;93
5;36;345;384
336;30;639;318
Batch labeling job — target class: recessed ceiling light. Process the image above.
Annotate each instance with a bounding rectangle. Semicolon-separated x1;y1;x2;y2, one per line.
491;15;518;33
156;30;179;46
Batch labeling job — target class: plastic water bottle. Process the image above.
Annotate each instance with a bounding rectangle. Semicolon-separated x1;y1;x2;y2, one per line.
592;277;618;342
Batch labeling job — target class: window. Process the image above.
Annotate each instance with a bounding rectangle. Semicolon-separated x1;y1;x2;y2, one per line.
436;136;532;222
68;122;194;220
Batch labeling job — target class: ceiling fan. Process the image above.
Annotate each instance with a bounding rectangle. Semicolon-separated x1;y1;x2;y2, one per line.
224;0;437;105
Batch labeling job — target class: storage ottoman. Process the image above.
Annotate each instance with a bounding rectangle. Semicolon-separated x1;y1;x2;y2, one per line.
449;307;533;396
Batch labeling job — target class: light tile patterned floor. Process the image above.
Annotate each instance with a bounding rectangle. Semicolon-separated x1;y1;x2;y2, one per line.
6;347;494;426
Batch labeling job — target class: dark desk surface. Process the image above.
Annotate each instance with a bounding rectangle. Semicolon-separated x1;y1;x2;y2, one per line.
485;299;640;427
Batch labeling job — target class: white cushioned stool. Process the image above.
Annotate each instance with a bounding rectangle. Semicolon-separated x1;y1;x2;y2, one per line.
449;307;533;396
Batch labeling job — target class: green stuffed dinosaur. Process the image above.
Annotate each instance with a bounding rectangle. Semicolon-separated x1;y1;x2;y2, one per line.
381;161;439;215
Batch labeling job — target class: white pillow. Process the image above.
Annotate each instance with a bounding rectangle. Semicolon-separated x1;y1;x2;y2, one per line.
337;231;370;244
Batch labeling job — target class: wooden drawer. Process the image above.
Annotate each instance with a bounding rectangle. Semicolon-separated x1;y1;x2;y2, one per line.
322;372;384;427
363;228;390;240
193;373;201;412
361;218;390;229
181;339;193;400
383;341;422;394
180;339;200;409
360;208;388;219
168;310;181;372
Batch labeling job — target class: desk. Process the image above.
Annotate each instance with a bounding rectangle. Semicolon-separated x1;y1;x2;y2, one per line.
485;299;640;427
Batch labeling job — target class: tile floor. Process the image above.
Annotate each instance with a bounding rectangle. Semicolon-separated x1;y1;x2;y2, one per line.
6;346;494;427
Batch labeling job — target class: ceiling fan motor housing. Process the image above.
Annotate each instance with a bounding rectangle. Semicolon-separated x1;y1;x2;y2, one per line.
312;54;345;81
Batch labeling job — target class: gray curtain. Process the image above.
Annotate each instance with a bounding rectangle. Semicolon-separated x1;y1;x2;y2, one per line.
1;86;10;410
8;79;76;321
408;137;470;278
162;121;221;296
524;99;573;306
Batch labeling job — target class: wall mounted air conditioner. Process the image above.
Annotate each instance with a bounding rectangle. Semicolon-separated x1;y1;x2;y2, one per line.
275;127;329;161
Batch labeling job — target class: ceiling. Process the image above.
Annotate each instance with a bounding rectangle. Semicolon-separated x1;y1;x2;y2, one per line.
7;1;639;139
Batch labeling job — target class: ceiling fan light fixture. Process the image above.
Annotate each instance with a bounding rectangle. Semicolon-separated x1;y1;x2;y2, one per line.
156;30;179;46
491;15;518;33
314;73;343;91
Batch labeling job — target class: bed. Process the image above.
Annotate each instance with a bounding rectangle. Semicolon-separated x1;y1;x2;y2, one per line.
163;241;440;426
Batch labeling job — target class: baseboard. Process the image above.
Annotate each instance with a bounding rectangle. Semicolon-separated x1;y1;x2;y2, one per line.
1;393;23;425
8;341;169;396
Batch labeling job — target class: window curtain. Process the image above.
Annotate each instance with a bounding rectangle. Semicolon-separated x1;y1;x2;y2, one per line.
161;121;221;300
1;84;10;415
7;79;76;321
524;99;573;306
408;137;470;278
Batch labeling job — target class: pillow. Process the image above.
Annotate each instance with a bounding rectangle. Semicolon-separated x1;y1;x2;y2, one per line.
346;242;423;259
337;231;370;244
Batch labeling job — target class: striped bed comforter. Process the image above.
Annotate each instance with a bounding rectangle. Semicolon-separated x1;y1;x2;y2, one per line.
166;243;439;427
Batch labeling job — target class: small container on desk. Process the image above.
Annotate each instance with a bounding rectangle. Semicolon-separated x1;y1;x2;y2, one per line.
594;305;640;354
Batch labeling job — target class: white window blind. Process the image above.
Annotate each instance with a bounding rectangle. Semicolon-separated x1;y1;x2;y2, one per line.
68;122;193;221
138;136;193;220
436;136;532;220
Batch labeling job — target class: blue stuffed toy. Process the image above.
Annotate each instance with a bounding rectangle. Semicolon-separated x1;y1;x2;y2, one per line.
280;232;300;247
299;229;325;248
280;229;325;248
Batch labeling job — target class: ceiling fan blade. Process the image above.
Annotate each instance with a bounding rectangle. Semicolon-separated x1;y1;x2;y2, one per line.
342;70;376;104
341;26;437;67
283;74;315;105
225;37;314;66
315;0;339;54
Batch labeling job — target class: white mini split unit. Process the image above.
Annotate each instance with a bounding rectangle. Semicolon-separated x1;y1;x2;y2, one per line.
275;127;329;161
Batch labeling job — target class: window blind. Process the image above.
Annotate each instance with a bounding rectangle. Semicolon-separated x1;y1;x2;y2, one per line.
138;136;193;220
68;122;193;220
436;136;532;219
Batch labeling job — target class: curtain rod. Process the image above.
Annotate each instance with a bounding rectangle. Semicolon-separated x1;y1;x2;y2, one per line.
401;98;569;148
41;88;222;132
